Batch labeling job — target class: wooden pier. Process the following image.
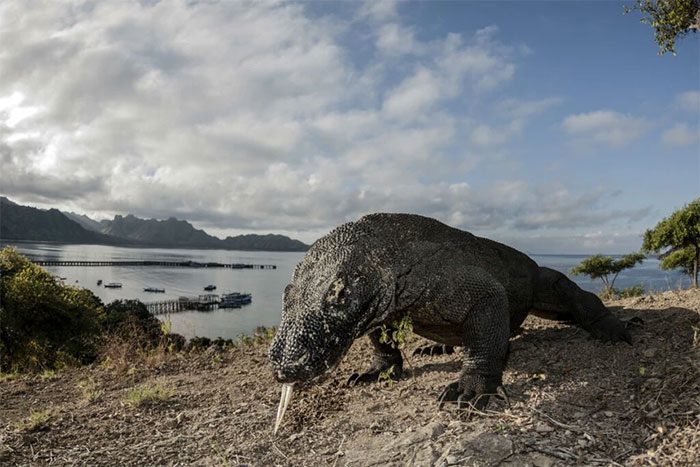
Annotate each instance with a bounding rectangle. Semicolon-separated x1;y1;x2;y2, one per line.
32;259;276;269
146;295;221;315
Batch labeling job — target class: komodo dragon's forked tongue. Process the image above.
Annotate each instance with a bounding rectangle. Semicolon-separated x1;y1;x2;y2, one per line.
273;383;294;435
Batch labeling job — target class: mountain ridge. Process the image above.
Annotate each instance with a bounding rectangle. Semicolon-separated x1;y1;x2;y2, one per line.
0;197;309;251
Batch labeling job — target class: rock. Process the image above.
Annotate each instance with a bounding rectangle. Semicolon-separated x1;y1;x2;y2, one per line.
455;432;513;465
535;422;554;433
445;454;460;465
530;453;557;467
385;421;446;450
410;445;439;466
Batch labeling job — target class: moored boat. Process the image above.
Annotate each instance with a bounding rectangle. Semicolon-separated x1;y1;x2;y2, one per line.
220;292;252;308
144;287;165;293
204;284;216;291
104;282;123;288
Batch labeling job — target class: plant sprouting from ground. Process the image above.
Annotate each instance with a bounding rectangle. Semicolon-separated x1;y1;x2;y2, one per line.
643;199;700;288
379;314;413;349
123;383;174;407
571;252;645;295
15;408;56;432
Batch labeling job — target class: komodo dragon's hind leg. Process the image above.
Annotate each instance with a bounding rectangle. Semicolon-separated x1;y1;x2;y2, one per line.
347;327;403;386
438;290;510;410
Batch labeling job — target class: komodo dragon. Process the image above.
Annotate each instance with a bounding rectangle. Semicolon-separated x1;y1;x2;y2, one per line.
268;213;631;432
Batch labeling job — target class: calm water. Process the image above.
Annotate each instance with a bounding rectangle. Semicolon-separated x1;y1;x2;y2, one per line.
2;242;688;339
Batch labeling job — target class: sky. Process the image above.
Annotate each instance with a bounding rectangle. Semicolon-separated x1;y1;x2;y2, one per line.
0;0;698;253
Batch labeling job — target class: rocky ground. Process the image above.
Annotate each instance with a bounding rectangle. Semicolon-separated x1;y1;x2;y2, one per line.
1;289;699;466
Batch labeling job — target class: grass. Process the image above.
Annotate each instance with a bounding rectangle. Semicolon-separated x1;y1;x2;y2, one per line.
0;372;19;382
77;378;103;404
15;408;56;432
123;383;174;407
39;369;57;380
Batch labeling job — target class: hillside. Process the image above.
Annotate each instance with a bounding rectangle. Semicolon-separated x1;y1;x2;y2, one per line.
63;212;105;233
101;215;220;248
1;289;698;465
100;214;309;251
0;197;309;251
0;197;114;245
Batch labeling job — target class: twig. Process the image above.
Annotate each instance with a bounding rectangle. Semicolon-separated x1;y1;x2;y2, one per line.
271;441;288;460
529;407;585;433
434;442;453;466
524;443;576;461
331;434;346;467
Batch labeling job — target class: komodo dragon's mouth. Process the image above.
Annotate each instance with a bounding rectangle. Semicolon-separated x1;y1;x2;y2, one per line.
272;352;349;435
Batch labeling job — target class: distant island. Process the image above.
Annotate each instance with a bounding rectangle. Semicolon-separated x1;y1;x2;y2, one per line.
0;197;309;252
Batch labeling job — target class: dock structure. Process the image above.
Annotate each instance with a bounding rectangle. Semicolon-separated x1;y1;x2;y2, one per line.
146;295;222;315
31;259;276;269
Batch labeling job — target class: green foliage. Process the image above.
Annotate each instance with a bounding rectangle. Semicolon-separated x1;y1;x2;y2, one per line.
0;247;104;372
123;383;174;407
627;0;699;54
377;365;397;386
15;408;56;432
660;246;696;275
102;299;163;346
378;314;413;349
643;199;700;287
571;252;645;292
618;284;646;298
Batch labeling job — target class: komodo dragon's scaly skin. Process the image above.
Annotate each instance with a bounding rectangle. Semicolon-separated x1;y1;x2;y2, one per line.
269;213;631;408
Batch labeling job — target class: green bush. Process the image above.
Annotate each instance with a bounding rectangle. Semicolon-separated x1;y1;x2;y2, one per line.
102;299;163;346
0;247;104;372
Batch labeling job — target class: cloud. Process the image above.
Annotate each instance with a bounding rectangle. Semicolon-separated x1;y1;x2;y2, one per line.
496;97;563;120
676;90;700;112
562;110;649;146
0;1;648;250
662;122;699;146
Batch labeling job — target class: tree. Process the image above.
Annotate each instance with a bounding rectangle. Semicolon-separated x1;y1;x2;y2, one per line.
0;247;104;372
643;199;700;287
571;253;646;293
627;0;700;54
661;246;696;279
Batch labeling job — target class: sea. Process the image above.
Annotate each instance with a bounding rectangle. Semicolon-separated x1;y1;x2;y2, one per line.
1;241;689;340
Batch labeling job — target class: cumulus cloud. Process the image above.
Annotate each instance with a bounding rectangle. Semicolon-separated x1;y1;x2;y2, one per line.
662;122;699;146
0;0;638;248
676;90;700;113
562;110;649;146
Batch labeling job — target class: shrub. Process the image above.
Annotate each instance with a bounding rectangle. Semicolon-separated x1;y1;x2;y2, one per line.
101;299;163;347
0;247;104;372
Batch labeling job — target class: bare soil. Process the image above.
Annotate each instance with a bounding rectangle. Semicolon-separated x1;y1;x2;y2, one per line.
1;289;699;466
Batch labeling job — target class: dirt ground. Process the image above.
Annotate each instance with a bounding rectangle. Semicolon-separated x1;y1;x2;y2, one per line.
1;289;699;466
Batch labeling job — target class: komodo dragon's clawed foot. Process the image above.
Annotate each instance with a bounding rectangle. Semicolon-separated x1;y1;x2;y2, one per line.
347;363;402;386
412;344;455;357
589;315;633;344
437;375;501;411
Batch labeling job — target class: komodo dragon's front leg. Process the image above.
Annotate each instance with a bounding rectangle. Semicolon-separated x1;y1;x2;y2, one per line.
436;273;511;410
347;327;403;385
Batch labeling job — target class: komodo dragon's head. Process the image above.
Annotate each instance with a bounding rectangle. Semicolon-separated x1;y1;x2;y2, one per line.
268;233;394;433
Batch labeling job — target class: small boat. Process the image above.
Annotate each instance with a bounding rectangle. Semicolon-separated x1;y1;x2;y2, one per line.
97;279;103;285
204;284;217;291
144;287;165;293
220;292;252;308
104;282;123;288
